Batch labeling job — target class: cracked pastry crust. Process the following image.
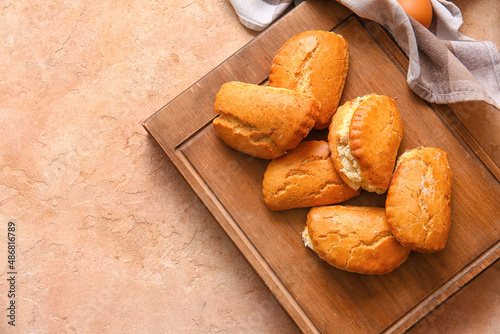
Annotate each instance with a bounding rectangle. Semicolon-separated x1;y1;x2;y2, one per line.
385;147;452;253
328;94;404;194
303;205;410;275
269;30;349;130
262;140;360;211
213;81;319;160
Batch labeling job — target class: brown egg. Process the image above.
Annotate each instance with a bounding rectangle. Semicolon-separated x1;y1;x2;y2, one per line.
397;0;433;28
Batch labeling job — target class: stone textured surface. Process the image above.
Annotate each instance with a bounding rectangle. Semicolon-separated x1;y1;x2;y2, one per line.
0;0;498;333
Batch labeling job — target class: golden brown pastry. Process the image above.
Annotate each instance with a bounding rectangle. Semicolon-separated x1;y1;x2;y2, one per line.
302;205;410;275
213;81;320;159
328;94;404;194
269;30;349;130
385;147;452;253
262;140;360;211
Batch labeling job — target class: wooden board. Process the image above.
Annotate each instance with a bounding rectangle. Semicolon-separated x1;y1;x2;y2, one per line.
143;1;500;333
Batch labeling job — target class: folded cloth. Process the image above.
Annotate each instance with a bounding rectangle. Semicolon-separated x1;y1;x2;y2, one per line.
229;0;295;32
229;0;500;109
338;0;500;108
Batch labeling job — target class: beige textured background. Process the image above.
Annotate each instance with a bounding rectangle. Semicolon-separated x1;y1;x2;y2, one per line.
0;0;499;333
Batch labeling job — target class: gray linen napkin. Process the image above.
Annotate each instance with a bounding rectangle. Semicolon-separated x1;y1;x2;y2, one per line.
229;0;294;32
229;0;500;109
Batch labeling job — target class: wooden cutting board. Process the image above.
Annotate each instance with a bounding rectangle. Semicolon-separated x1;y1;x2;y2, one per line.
142;1;500;333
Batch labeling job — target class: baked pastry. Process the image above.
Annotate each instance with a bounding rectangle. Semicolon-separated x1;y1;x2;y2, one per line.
269;30;349;129
302;205;410;275
328;94;404;194
213;81;320;159
385;147;452;253
262;140;360;211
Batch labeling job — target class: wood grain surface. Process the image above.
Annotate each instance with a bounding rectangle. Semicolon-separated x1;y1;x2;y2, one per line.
143;1;500;333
